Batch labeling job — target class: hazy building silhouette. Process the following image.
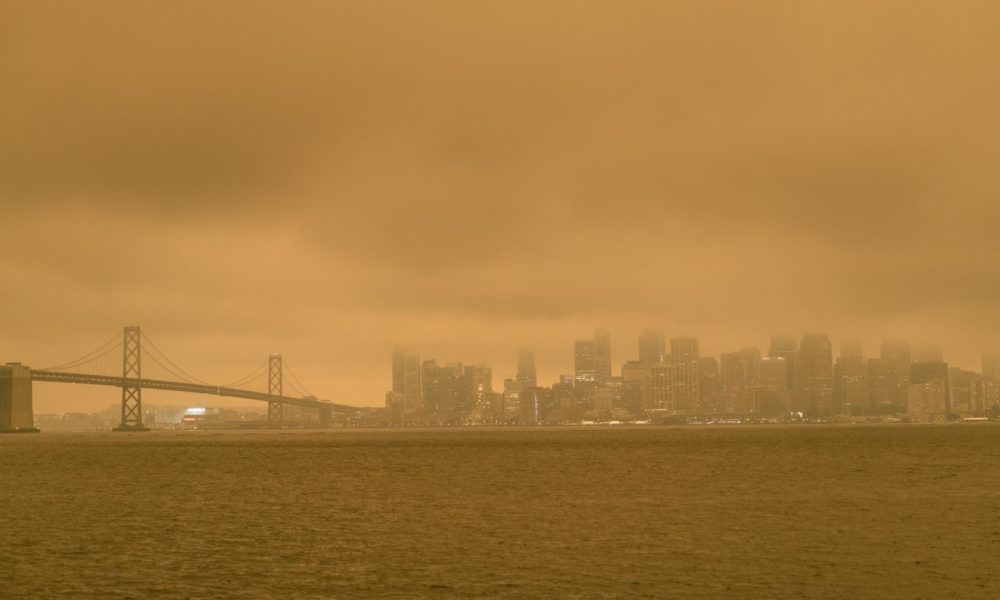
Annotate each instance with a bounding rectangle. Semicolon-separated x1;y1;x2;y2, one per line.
464;363;493;423
384;390;405;426
835;342;870;415
721;348;760;414
948;367;983;414
421;360;441;415
574;339;599;397
879;339;912;411
753;356;791;416
799;333;834;416
551;376;576;414
392;346;407;395
983;353;1000;410
516;346;537;389
519;387;548;426
671;336;700;413
392;347;423;413
769;335;800;408
622;360;651;416
698;356;722;412
649;361;676;411
595;329;612;384
984;353;1000;380
502;378;521;423
757;356;789;391
638;329;666;366
911;361;950;413
907;380;947;422
437;362;466;423
591;378;624;412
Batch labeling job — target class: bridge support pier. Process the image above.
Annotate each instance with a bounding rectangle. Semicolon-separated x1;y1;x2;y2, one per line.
1;363;39;433
267;354;283;427
114;326;149;431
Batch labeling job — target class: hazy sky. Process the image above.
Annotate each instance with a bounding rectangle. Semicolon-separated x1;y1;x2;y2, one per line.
2;1;999;411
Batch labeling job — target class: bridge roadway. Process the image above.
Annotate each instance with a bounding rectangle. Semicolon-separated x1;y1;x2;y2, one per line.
31;370;353;413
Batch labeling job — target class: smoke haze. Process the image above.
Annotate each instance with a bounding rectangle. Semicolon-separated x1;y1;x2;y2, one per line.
2;1;999;409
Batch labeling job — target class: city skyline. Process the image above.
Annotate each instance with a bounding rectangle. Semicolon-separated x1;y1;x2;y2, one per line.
14;324;1000;414
385;328;999;425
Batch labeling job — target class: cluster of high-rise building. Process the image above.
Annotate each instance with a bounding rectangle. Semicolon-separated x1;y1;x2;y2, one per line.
385;331;1000;426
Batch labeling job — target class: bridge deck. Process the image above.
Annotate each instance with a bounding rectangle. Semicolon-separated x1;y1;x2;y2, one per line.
31;371;355;413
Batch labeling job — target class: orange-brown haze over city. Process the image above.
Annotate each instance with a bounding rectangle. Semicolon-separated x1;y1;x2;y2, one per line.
2;1;999;413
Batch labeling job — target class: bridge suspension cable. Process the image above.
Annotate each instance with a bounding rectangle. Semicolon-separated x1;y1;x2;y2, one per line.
37;331;122;374
282;360;316;398
140;331;211;386
223;357;269;389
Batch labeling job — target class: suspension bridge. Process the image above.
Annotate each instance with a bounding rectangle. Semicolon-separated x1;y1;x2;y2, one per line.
1;326;349;431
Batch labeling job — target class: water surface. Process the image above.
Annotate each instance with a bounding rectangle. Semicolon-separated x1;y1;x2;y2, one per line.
2;425;998;598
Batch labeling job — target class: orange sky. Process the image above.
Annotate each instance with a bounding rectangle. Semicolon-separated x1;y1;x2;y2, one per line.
2;1;999;411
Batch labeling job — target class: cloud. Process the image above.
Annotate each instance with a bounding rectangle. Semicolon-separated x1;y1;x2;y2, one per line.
2;1;1000;409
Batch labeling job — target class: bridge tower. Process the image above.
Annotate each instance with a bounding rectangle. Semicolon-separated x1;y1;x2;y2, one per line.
268;354;283;426
114;325;148;431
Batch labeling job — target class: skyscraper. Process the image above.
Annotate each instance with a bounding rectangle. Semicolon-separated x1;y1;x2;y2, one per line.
754;356;790;416
984;353;1000;380
464;363;493;423
911;361;950;413
698;356;721;412
519;387;548;426
621;360;650;417
720;348;760;414
437;362;465;424
800;333;834;416
649;362;676;412
638;328;666;366
405;355;422;413
879;339;912;411
948;367;982;414
769;335;800;407
392;346;407;394
834;342;869;414
421;359;441;415
516;346;537;389
595;329;612;384
671;336;700;413
984;353;1000;410
392;346;423;414
574;339;598;394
